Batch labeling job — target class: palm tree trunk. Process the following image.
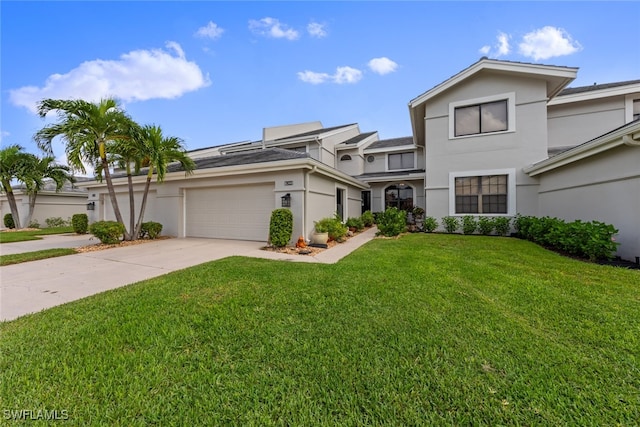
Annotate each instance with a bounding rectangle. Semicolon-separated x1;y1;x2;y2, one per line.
23;192;37;228
101;155;130;241
126;164;136;240
134;170;153;238
2;182;22;229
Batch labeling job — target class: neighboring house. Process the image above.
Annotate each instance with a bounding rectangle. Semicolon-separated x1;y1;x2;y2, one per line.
0;179;89;228
80;57;638;261
408;58;639;261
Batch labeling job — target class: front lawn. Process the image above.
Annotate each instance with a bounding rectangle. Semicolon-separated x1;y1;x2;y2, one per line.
0;226;74;243
0;248;77;266
1;234;638;425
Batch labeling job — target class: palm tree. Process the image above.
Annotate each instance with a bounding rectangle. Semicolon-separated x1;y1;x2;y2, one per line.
0;145;38;229
22;155;74;228
34;98;138;240
133;125;195;238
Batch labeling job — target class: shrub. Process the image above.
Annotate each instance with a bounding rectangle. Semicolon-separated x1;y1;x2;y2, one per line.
45;216;69;228
372;212;383;225
28;219;40;229
493;217;511;237
269;208;293;248
4;213;15;229
140;221;163;239
412;206;425;217
72;214;89;234
345;217;364;231
314;214;348;242
423;216;438;233
514;215;619;261
477;217;495;235
89;221;125;244
360;210;375;227
376;207;407;237
462;215;477;235
442;216;460;234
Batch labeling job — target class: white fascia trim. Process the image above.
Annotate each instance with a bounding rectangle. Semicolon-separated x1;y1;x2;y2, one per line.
409;59;577;109
524;122;640;176
335;134;379;151
364;145;416;154
625;94;640;123
448;168;516;216
448;92;516;140
270;124;360;146
361;172;426;183
549;83;640;106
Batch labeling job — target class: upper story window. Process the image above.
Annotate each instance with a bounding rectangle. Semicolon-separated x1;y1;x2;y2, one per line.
388;152;414;170
634;99;640;121
449;92;516;139
340;154;352;161
455;100;508;136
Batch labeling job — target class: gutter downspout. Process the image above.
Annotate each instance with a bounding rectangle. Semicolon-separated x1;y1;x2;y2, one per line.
304;165;318;239
623;134;640;146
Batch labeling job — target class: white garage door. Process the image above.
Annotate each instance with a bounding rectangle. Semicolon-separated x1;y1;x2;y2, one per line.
185;184;275;241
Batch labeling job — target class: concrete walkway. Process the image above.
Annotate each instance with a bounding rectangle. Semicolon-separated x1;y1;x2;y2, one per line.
0;227;377;322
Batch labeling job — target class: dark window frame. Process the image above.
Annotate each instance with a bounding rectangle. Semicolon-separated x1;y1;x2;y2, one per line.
387;152;414;170
454;99;508;137
385;184;414;211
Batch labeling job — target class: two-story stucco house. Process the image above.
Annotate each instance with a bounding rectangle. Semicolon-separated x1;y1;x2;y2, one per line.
408;58;639;261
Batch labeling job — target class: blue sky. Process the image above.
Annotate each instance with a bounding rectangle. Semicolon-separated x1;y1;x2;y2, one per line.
2;1;639;174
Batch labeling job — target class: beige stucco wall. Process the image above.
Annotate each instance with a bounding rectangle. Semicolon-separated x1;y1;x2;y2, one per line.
336;148;364;176
547;97;627;150
534;144;640;261
0;192;87;228
422;72;549;220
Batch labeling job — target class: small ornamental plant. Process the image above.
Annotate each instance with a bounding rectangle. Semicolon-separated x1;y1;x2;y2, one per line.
477;217;495;235
140;221;163;239
4;213;15;229
89;221;125;244
360;210;375;227
423;216;438;233
462;215;478;235
442;216;460;234
315;214;348;242
376;207;407;237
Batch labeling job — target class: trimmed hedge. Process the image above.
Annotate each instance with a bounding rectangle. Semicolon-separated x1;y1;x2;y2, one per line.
514;215;618;261
360;210;375;227
4;213;15;229
462;215;477;235
140;221;163;239
72;214;89;234
269;208;293;248
376;207;407;237
89;221;125;244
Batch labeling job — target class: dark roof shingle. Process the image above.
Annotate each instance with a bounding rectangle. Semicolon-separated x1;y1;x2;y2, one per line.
365;137;414;150
558;80;640;96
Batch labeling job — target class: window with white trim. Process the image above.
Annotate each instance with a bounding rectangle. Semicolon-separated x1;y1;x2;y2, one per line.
455;175;508;214
449;92;516;139
340;154;352;161
634;99;640;121
388;152;414;170
455;100;508;136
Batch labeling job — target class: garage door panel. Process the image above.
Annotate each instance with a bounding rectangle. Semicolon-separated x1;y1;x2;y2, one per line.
185;184;274;241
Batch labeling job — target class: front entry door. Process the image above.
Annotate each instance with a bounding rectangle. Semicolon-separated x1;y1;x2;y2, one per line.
361;191;371;214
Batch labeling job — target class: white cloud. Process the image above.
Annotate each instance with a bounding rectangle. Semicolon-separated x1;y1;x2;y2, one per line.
368;57;398;75
334;66;363;84
297;70;331;85
298;66;363;85
249;17;299;40
478;32;510;58
519;26;582;60
9;42;210;114
0;130;9;143
307;21;327;38
195;21;224;40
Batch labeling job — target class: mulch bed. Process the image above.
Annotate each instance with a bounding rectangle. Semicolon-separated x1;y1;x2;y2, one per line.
262;228;373;256
75;236;172;253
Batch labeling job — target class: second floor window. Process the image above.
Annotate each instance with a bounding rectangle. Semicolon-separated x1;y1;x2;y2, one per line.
634;99;640;121
455;100;508;137
388;152;414;170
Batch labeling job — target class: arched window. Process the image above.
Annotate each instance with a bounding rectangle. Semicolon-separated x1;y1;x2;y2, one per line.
340;154;352;161
385;184;413;211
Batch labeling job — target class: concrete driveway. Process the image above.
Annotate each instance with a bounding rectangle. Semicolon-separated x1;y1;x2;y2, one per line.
0;228;376;322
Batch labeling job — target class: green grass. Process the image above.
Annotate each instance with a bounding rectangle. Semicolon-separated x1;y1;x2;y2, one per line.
0;248;77;266
0;226;75;243
1;234;638;425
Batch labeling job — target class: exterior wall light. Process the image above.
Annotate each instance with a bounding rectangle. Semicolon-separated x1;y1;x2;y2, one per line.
281;193;291;208
87;201;95;211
